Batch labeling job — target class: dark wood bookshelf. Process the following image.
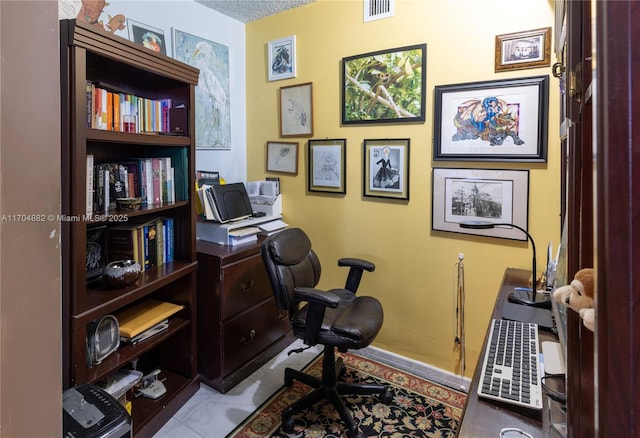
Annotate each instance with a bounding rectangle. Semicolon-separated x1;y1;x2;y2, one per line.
60;19;199;437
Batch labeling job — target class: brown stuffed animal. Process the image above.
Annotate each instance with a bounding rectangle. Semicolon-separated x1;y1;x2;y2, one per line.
553;268;595;331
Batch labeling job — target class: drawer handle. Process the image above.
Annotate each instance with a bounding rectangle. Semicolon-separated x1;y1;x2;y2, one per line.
240;329;256;344
240;280;255;292
278;312;287;321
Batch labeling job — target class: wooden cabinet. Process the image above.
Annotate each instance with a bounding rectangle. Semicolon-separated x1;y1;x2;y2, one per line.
60;19;199;437
196;238;295;393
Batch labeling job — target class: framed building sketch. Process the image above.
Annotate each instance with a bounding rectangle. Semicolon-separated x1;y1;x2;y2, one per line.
495;27;552;72
266;141;299;175
363;138;410;200
308;139;346;194
279;82;313;137
268;35;296;81
127;19;166;55
432;168;529;240
433;75;549;162
173;29;231;148
342;43;426;125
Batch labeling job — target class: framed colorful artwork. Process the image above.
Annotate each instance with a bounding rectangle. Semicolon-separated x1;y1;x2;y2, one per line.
173;29;231;148
363;138;410;200
495;27;552;72
279;82;313;137
433;75;549;162
342;43;426;125
308;139;346;194
268;35;296;81
432;168;529;240
127;19;166;55
266;141;299;175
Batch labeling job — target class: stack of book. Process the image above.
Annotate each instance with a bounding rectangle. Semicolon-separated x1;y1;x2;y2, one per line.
108;217;174;272
228;226;260;246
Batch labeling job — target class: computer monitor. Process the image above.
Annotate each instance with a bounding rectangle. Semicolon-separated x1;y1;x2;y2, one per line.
206;182;253;223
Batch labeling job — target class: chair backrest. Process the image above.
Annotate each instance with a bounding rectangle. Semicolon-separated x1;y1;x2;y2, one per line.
261;228;321;316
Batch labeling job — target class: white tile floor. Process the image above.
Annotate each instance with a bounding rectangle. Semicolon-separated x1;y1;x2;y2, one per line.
152;339;469;438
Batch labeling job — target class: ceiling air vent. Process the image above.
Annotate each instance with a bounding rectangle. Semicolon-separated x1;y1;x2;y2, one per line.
364;0;395;22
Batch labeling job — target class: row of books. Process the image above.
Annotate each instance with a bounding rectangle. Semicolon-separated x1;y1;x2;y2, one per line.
108;217;175;272
87;155;176;215
86;81;175;134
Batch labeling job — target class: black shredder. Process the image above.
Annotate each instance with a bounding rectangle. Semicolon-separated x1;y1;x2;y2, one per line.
63;384;132;438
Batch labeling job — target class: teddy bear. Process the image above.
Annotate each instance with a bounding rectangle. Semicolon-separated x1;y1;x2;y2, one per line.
552;268;595;331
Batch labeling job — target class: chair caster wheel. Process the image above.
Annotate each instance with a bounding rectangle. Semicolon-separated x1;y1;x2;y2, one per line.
381;387;393;404
282;415;296;433
339;363;347;377
284;375;294;386
347;427;365;438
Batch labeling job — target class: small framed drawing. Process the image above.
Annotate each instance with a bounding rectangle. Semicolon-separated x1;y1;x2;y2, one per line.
495;27;551;72
308;139;346;194
363;138;410;200
279;82;313;137
268;35;296;81
432;168;529;241
127;19;166;55
266;141;299;175
433;75;549;162
342;43;426;125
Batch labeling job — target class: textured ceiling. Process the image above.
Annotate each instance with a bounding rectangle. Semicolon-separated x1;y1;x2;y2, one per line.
195;0;316;23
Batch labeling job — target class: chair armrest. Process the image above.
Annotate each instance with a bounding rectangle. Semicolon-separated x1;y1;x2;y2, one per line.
338;258;375;293
293;287;340;345
294;287;340;308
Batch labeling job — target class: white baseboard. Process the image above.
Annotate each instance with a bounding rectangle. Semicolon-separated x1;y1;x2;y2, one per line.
357;345;471;393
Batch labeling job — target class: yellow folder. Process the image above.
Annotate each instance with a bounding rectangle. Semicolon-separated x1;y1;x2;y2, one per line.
115;299;184;339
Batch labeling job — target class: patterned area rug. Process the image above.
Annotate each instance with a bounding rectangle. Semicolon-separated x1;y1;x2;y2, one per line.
227;352;467;438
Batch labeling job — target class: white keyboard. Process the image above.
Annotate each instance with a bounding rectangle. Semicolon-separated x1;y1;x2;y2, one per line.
478;319;543;410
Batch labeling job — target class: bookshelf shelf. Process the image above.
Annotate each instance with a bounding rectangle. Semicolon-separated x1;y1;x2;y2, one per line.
61;19;199;437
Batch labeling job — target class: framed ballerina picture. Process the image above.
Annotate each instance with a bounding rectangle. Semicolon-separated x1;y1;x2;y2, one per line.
363;138;410;200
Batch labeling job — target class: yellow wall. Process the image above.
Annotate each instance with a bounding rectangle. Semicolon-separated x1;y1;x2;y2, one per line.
246;0;560;376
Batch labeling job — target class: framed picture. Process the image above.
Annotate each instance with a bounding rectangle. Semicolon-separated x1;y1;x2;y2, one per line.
342;43;426;125
308;139;346;194
127;19;166;55
173;29;231;148
279;82;313;137
433;75;549;162
495;27;552;72
432;168;529;240
266;141;299;175
363;139;410;200
268;35;296;81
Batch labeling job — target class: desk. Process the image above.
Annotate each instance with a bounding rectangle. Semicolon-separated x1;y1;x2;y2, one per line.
457;268;558;437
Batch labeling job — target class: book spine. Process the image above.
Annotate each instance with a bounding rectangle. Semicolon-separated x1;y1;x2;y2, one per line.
86;81;93;128
152;158;161;205
144;159;153;205
155;219;164;266
86;155;94;217
108;227;136;262
167;217;174;262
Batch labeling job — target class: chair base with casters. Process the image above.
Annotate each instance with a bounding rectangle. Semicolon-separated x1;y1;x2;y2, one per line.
261;227;392;438
282;346;392;437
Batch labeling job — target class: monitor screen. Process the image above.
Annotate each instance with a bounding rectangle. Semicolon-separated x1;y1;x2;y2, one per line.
206;182;253;223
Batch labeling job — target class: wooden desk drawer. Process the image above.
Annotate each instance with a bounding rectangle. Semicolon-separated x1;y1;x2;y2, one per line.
220;253;272;320
221;297;289;376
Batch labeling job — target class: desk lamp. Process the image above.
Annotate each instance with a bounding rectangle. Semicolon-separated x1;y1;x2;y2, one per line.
459;221;551;309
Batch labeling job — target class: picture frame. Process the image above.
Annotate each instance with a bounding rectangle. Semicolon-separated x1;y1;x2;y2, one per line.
342;43;426;125
268;35;296;81
363;138;410;200
173;29;231;149
127;19;167;55
266;141;299;175
495;27;552;72
433;75;549;162
432;168;529;240
308;139;346;194
279;82;314;137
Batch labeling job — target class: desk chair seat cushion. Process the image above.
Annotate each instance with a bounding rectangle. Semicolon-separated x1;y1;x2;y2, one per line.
292;289;383;349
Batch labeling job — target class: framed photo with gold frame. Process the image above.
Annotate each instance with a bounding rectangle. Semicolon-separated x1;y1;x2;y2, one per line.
279;82;313;137
308;139;346;194
495;27;551;72
363;138;410;200
266;141;299;175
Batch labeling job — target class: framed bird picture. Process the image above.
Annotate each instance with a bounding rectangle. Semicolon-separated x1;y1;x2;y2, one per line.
279;82;314;137
173;29;231;149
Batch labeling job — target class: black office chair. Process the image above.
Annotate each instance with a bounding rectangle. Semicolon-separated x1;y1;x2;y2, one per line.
261;227;391;438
